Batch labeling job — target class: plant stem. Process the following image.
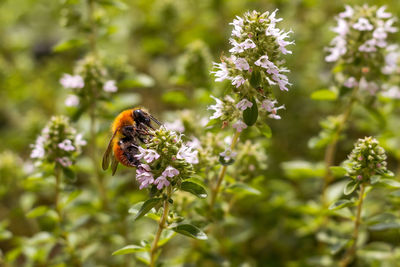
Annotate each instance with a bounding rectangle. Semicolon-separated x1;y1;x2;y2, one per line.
149;188;171;267
209;130;241;210
322;85;359;206
55;166;62;220
341;183;366;267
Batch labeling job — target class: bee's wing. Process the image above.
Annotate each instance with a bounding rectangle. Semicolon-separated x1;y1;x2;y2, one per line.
102;130;117;171
111;155;119;176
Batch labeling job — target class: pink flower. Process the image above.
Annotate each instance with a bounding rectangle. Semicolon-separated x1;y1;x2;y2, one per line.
352;18;373;31
103;80;118;93
162;166;179;178
211;62;230;82
339;5;354;18
208;95;224;120
65;94;79;107
344;77;358;88
136;165;154;189
58;139;75;151
57;157;72;167
154;175;170;190
60;74;84;89
219;148;237;161
236;98;253;111
376;6;391;19
232;120;247;132
234;57;250;71
135;147;160;163
231;75;246;88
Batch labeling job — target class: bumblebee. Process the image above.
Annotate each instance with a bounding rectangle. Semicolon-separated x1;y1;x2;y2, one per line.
102;108;161;175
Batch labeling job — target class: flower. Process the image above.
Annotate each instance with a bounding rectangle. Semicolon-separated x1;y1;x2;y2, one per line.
208;96;224;120
219;148;237;161
236;98;253;111
165;119;185;133
344;77;358;88
57;157;72;167
154;175;170;190
60;74;84;89
135;147;160;163
234;57;250;71
136;165;155;189
103;80;118;93
262;99;285;119
232;75;246;88
58;139;75;151
353;17;373;31
377;6;391;19
232;120;247;132
339;5;354;18
75;134;87;147
177;144;199;164
211;62;230;82
65;94;80;107
162;166;180;178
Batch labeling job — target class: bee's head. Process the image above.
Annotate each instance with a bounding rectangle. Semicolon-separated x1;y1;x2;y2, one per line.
132;109;162;129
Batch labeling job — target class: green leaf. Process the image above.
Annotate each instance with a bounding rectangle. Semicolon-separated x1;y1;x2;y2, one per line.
53;39;86;52
172;224;207;240
112;245;147;256
329;166;347;177
311;89;337;101
226;183;261;196
26;206;49;218
218;155;235;166
329;199;354;211
131;198;162;221
379;179;400;188
369;222;400;231
257;123;272;138
181;180;208;199
249;70;261;88
243;98;258;126
344;180;359;195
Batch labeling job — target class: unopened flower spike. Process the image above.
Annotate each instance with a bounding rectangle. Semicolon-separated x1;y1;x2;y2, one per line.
210;9;293;128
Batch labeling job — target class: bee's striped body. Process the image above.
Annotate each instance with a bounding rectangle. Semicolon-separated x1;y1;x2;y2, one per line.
102;108;160;175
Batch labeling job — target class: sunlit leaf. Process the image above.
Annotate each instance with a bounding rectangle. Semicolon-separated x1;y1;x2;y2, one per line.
112;245;147;256
172;224;207;240
181;180;208;199
226;183;261;196
53;39;86;52
130;198;162;221
311;89;337;101
328;199;354;210
343;180;358;195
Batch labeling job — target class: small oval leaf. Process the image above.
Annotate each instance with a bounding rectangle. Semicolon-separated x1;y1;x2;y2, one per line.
172;223;207;240
249;70;261;88
112;245;147;256
131;198;162;221
257;123;272;138
181;181;208;199
344;180;359;195
243;98;258;126
379;179;400;188
227;183;261;196
329;199;354;211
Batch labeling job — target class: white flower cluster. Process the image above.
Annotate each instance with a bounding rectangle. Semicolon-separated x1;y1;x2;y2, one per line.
326;5;398;62
30;116;86;167
134;128;199;190
60;73;117;107
209;10;293;129
212;10;293;91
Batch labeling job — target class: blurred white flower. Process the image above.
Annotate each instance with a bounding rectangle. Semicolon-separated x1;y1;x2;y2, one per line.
60;74;84;89
103;80;117;93
65;94;80;107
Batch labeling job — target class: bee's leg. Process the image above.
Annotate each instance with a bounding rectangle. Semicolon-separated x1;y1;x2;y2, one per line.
121;125;136;138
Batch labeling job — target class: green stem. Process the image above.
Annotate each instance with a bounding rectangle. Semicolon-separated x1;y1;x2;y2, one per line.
341;183;366;267
149;188;171;267
209;131;241;211
322;85;359;206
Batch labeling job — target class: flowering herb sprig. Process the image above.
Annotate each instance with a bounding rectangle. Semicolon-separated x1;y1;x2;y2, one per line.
210;9;293;128
113;127;207;267
328;137;396;266
29;115;85;264
326;5;398;93
208;9;292;210
313;5;398;204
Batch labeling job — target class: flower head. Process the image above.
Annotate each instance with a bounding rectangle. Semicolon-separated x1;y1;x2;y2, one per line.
103;80;118;93
30;116;85;168
346;137;388;181
60;74;84;89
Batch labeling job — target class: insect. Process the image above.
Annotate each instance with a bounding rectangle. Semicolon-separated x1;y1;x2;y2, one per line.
102;108;161;175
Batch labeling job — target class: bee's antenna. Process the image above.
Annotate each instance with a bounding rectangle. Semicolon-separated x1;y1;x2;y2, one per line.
149;114;162;126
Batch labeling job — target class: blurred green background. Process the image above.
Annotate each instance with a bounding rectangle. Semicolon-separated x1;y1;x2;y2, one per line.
1;0;400;266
